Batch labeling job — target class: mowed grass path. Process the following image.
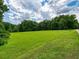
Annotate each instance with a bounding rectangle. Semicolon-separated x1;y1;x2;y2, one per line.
0;30;79;59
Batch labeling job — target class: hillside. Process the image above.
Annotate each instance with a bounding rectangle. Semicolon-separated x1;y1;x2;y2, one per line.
0;30;79;59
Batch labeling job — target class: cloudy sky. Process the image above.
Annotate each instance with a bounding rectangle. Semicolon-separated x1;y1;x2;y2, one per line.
3;0;79;24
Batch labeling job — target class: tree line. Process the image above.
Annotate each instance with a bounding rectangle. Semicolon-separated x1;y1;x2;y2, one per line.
3;15;79;32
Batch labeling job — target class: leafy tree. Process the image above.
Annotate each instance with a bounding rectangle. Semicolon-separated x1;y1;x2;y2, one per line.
0;0;9;45
19;20;38;32
3;22;17;32
38;20;51;30
50;15;79;30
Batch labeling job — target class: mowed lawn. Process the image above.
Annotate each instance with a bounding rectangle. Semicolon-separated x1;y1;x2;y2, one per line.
0;30;79;59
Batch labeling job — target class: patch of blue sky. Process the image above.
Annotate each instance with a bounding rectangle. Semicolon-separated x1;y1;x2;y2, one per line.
41;0;48;6
67;0;79;6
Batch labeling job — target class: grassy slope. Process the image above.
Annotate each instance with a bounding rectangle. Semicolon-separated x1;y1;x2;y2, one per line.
0;30;79;59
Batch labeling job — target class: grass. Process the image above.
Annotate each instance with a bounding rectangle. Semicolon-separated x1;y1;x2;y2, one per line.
0;30;79;59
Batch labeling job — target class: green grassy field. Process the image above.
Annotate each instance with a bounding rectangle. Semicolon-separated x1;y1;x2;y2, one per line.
0;30;79;59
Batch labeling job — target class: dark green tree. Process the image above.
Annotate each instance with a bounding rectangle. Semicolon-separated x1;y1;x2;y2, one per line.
51;15;79;30
0;0;9;45
19;20;38;32
3;22;16;32
38;20;51;30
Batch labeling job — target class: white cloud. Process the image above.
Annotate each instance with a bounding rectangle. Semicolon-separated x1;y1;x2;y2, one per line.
3;0;79;24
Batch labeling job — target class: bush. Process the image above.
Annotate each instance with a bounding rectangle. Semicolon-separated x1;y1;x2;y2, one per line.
0;23;10;46
0;32;10;46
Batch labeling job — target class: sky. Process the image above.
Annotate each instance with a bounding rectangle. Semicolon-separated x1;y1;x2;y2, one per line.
3;0;79;24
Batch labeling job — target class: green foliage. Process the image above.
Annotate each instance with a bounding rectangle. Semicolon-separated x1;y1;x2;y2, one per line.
38;20;51;30
0;32;9;45
3;22;16;32
0;0;8;20
50;15;79;30
0;22;10;45
39;15;78;30
19;20;38;31
0;0;9;45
